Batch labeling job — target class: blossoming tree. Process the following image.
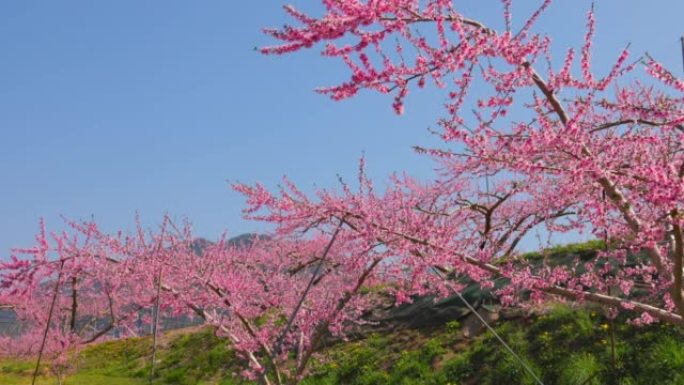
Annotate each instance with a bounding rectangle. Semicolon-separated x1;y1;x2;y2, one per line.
2;1;684;384
251;0;684;325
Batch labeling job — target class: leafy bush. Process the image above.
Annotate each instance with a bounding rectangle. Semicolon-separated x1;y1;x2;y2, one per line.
558;354;601;385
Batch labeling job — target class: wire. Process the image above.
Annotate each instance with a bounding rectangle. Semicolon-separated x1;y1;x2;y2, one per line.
454;290;545;385
432;255;543;383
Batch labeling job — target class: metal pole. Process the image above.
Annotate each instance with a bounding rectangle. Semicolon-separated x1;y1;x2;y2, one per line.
149;267;163;384
680;36;684;75
32;260;65;385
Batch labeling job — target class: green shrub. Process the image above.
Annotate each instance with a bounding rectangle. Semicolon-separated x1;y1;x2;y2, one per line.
6;302;684;385
558;353;601;385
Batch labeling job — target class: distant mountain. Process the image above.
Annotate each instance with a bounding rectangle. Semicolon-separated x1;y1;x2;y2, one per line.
0;306;19;336
191;233;268;255
227;233;268;247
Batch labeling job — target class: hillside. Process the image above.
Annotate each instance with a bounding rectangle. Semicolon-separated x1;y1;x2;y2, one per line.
2;303;684;385
3;242;684;384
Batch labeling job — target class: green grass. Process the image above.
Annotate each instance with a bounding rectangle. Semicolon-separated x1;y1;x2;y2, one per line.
3;304;684;384
518;239;607;261
301;304;684;385
0;328;243;385
0;373;144;385
0;356;144;385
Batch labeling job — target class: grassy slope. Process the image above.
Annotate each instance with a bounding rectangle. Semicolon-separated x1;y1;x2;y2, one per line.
303;305;684;385
3;242;684;384
3;304;684;385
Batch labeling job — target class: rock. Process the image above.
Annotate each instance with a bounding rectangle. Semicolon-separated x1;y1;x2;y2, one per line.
461;308;500;338
385;283;497;328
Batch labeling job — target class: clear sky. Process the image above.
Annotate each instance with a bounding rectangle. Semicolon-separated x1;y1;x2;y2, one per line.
0;1;682;255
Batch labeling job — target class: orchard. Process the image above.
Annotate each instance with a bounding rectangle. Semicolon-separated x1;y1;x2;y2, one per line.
1;1;683;384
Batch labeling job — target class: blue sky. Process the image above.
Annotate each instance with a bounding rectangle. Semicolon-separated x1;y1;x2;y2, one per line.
0;1;682;255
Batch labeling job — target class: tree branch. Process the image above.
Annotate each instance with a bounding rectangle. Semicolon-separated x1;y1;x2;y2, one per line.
335;213;684;326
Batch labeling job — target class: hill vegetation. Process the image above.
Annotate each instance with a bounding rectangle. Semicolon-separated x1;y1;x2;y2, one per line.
3;303;684;385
